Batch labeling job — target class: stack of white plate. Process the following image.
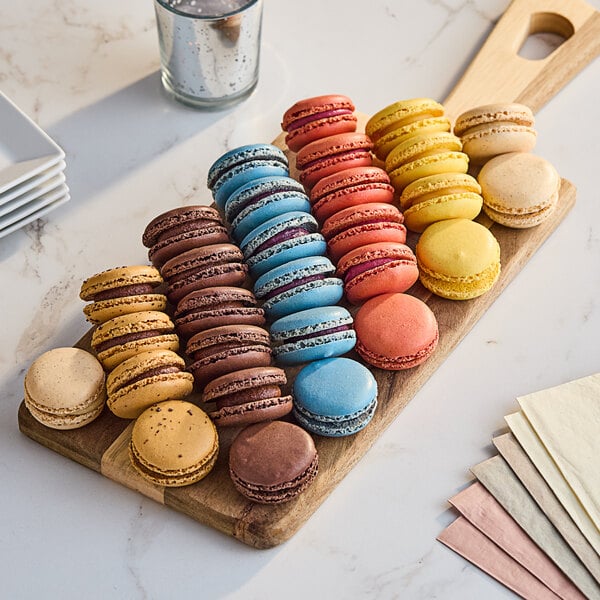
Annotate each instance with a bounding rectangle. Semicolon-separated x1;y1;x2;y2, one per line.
0;91;69;239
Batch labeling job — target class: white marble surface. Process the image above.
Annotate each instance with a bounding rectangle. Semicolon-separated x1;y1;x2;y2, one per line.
1;0;599;598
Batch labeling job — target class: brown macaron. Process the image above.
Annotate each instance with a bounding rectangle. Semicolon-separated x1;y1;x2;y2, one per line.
142;205;229;268
174;286;265;339
80;265;167;325
106;349;194;419
229;421;318;504
161;243;248;304
91;310;179;371
186;324;272;389
203;366;292;426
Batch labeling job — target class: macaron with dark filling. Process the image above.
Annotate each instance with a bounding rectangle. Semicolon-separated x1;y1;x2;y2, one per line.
203;366;292;426
229;421;318;504
80;265;167;325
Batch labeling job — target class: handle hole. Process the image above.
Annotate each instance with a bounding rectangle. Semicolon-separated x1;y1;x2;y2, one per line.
518;12;574;60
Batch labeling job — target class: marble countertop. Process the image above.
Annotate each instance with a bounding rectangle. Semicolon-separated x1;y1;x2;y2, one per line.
2;0;599;598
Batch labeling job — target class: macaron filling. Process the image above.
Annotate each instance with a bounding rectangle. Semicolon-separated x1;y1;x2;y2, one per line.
92;283;156;301
94;329;169;353
343;258;396;282
299;148;370;171
262;273;324;300
214;384;282;409
113;365;181;391
277;323;351;345
287;108;354;131
251;226;311;256
293;397;377;436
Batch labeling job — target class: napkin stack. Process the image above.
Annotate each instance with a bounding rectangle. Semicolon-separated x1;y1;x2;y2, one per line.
0;91;69;239
438;373;600;599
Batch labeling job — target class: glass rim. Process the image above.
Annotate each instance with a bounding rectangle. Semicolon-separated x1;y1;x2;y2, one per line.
154;0;260;20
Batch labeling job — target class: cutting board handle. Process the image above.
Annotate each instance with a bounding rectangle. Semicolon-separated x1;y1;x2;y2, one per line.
443;0;600;120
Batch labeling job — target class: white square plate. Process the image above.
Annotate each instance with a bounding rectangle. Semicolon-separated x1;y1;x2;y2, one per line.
0;192;70;239
0;172;66;218
0;160;66;207
0;91;65;195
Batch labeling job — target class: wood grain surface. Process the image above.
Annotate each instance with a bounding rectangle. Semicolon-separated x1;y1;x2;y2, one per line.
17;0;597;549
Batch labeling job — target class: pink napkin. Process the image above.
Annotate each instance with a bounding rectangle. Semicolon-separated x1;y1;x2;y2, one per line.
438;516;562;599
449;482;587;600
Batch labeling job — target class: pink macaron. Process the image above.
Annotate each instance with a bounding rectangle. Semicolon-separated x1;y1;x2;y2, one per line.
336;241;419;305
321;203;407;263
295;132;373;191
281;94;357;153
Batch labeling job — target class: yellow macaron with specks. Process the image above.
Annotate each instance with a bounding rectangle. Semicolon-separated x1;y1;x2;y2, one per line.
385;131;469;193
400;173;483;233
366;98;450;161
416;218;501;300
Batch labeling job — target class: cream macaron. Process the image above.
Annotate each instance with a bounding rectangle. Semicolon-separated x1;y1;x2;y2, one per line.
24;347;106;429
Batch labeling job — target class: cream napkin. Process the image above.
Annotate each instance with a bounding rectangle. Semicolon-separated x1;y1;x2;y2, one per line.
506;410;600;557
449;481;586;599
518;373;600;534
471;455;600;599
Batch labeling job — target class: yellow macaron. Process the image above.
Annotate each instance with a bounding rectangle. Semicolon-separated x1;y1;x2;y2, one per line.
366;98;450;161
416;218;501;300
385;131;469;193
478;152;560;228
400;173;483;233
129;400;219;487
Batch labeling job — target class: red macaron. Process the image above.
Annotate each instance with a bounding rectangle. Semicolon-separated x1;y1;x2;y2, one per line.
336;241;418;304
321;203;407;263
282;94;357;153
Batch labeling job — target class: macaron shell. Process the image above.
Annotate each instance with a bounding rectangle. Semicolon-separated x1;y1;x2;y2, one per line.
399;172;482;211
79;265;163;301
354;293;439;370
385;131;463;171
403;192;483;233
25;397;105;430
389;152;469;192
453;102;535;136
83;293;167;325
130;400;218;487
210;395;293;427
461;123;536;164
98;335;180;371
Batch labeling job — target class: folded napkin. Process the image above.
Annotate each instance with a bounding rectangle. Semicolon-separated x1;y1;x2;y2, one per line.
448;481;586;599
494;432;600;584
506;410;600;557
438;516;562;599
518;373;600;535
471;455;600;599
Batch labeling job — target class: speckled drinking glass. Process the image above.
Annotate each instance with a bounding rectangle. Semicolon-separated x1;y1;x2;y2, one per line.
153;0;263;109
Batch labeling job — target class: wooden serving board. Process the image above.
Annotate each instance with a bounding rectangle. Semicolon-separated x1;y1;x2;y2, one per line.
18;0;600;549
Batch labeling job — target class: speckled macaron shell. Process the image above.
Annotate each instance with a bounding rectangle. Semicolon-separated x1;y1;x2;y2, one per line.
310;166;395;223
416;218;501;300
354;293;439;370
253;255;343;320
174;286;265;338
161;243;248;304
224;176;311;242
478;152;560;228
204;366;292;426
282;94;357;152
454;103;536;164
229;421;318;504
385;131;469;192
293;357;378;437
365;98;449;161
208;144;289;210
91;310;179;371
24;347;106;430
337;241;419;305
130;400;218;487
186;324;273;388
106;349;194;419
239;211;327;278
295;132;373;190
400;172;483;233
321;203;407;262
270;305;356;365
142;206;229;268
80;265;167;325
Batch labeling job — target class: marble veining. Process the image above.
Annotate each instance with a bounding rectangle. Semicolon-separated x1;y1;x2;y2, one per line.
2;0;600;598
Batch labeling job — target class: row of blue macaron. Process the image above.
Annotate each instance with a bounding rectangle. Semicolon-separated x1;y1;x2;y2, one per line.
207;143;377;437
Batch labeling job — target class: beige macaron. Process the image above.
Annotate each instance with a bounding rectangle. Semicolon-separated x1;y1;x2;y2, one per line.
91;310;179;371
454;103;536;165
80;265;167;325
129;400;219;487
106;349;194;419
24;347;106;429
478;152;560;228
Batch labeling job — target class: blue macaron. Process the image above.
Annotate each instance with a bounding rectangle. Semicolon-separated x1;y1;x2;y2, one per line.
254;255;344;320
292;357;378;437
270;305;356;365
239;211;327;278
225;176;311;242
207;144;289;210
